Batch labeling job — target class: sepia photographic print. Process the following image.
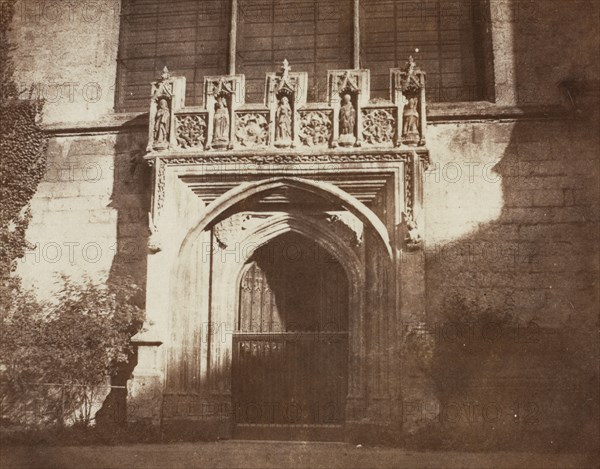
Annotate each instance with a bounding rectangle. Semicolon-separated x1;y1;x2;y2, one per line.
1;1;599;468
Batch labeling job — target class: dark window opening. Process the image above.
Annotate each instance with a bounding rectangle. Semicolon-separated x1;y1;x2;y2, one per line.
116;0;230;112
237;0;353;103
116;0;491;112
361;0;492;103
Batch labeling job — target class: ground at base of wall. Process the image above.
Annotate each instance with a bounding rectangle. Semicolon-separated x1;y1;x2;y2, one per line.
2;441;599;469
2;421;597;455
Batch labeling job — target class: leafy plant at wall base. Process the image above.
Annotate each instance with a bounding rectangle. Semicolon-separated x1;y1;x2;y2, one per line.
0;277;145;427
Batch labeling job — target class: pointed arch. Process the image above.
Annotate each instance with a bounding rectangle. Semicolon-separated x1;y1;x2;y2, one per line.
179;176;393;259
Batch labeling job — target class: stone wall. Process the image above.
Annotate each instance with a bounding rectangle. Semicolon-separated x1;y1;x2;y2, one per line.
418;114;600;450
9;0;600;451
7;0;121;124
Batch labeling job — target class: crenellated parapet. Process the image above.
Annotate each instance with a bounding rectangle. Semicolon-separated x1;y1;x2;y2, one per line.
146;58;428;154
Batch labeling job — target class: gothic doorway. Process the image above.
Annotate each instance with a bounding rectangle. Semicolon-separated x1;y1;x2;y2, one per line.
232;232;349;440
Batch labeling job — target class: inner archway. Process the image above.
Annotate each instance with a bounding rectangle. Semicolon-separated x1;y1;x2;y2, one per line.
232;232;349;440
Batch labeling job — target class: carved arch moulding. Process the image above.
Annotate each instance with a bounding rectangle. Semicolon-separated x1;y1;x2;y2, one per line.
145;150;428;255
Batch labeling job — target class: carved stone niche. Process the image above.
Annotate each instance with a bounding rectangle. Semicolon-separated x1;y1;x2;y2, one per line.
147;67;186;152
204;75;245;150
328;69;370;148
391;56;427;147
266;59;308;149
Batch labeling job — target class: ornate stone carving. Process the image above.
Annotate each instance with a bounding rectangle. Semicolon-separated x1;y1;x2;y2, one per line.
209;76;236;98
275;59;295;97
336;71;360;95
274;96;293;147
152;67;174;101
147;161;165;254
328;69;370;106
403;211;422;251
266;60;308;149
404;159;414;219
328;69;370;148
148;217;161;253
153;98;171;148
212;96;230;149
391;56;427;146
339;94;356;146
299;111;332;147
149;68;174;152
235;113;269;147
156;162;166;217
399;56;422;94
326;212;363;248
147;67;186;153
266;60;308;106
175;114;207;149
362;108;395;145
213;213;273;249
402;97;420;145
158;151;416;167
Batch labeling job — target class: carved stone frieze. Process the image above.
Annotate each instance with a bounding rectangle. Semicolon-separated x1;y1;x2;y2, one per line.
148;161;166;255
175;114;207;149
156;162;166;217
362;108;395;145
298;110;332;147
235;113;269;147
157;151;414;167
147;59;428;153
213;213;273;249
404;159;414;219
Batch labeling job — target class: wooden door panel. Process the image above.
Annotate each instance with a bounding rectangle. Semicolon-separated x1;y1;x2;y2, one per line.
232;235;349;436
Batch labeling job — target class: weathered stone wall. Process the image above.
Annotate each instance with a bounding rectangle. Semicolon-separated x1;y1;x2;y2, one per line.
8;0;121;124
419;114;600;450
9;0;599;450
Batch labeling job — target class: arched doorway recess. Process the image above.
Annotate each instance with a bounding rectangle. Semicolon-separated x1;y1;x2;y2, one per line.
232;232;349;440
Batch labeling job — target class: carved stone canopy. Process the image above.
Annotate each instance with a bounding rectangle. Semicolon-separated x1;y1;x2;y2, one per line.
146;58;428;153
211;77;235;97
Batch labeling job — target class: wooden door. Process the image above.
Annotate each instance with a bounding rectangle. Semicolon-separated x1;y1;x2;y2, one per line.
232;233;348;440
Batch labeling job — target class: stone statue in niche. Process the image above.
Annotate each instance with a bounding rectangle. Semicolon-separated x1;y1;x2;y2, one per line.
212;96;230;148
275;96;292;147
153;98;170;148
402;96;420;145
339;93;356;146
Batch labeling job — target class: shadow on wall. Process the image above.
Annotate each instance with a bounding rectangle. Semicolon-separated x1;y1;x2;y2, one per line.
96;115;151;428
420;0;599;451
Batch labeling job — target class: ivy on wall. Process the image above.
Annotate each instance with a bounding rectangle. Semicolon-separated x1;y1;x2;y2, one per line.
0;0;48;288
